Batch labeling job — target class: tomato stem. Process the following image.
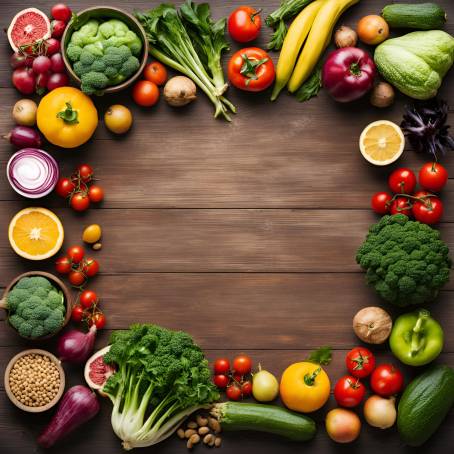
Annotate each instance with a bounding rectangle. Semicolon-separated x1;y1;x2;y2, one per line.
304;367;321;386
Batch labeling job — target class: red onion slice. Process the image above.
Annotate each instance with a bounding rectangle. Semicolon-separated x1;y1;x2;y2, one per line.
7;148;59;198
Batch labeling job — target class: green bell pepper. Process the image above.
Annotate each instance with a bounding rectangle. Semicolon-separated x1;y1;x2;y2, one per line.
390;309;444;366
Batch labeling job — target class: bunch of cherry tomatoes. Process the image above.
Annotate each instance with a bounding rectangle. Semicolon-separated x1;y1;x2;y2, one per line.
213;354;253;401
55;163;104;212
11;4;71;95
55;245;100;287
334;347;404;407
71;289;106;330
371;162;448;225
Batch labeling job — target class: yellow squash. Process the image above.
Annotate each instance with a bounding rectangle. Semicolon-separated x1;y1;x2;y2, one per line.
288;0;360;92
271;0;327;101
37;87;98;148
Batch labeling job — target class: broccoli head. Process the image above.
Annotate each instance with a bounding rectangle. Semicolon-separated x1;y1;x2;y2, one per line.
119;55;140;78
79;49;97;66
81;72;110;94
66;44;83;62
356;214;452;306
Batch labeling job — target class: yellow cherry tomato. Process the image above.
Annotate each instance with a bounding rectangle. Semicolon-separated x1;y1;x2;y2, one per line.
37;87;98;148
280;362;331;413
82;224;102;244
104;104;133;134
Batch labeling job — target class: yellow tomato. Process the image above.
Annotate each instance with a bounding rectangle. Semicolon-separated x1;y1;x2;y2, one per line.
82;224;102;244
37;87;98;148
280;361;330;413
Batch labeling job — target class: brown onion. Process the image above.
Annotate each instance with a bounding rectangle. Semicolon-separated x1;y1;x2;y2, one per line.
334;26;358;48
164;76;197;107
353;306;392;344
370;82;395;108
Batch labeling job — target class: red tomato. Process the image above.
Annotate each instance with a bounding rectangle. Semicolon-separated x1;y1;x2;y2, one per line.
143;61;168;86
69;270;86;287
51;3;72;22
133;80;160;107
388;168;417;194
371;191;392;215
76;164;94;183
370;364;404;397
84;258;100;277
55;177;75;198
390;196;412;217
67;245;85;264
419;162;448;193
70;192;90;211
334;375;366;407
214;358;230;375
80;290;98;309
90;312;106;329
88;185;104;203
228;6;262;43
213;374;230;389
412;196;443;225
241;380;253;397
346;347;376;378
226;383;242;401
55;256;72;274
228;48;275;92
71;305;85;322
233;355;252;375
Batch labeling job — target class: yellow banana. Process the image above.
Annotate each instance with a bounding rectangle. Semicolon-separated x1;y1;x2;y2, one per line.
271;0;327;101
288;0;360;92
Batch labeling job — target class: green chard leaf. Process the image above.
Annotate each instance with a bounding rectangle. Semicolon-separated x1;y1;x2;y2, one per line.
306;346;332;365
295;63;322;102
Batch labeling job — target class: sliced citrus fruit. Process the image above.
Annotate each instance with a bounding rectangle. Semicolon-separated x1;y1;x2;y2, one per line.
359;120;405;166
8;207;64;260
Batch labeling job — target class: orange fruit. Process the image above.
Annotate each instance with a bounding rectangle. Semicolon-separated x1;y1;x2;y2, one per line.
357;15;389;45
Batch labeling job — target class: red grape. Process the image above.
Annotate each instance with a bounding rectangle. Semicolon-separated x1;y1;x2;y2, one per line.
47;72;69;91
50;53;65;73
32;55;52;74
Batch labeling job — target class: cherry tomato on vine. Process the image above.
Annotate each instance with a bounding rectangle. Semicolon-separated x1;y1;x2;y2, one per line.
419;162;448;193
388;168;416;194
55;256;72;274
88;185;104;203
390;196;412;217
213;374;230;389
370;364;404;396
143;61;168;86
67;245;85;264
228;6;262;43
371;191;392;214
226;383;242;401
80;290;98;309
214;358;230;375
55;177;75;197
241;380;253;397
233;355;252;375
84;258;100;277
412;196;443;225
228;48;275;92
334;375;366;407
76;164;94;183
70;192;90;211
346;347;376;378
90;312;106;329
133;80;160;107
71;305;85;322
68;270;86;287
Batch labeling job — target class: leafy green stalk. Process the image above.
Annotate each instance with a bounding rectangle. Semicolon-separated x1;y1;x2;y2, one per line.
295;62;322;102
266;0;315;51
103;324;219;450
306;346;332;365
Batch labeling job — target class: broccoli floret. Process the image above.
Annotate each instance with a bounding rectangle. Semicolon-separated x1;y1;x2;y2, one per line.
66;44;83;62
356;214;452;306
73;61;92;77
43;311;64;334
18;321;33;338
31;325;46;339
83;42;104;57
6;288;30;312
33;287;49;298
79;49;97;66
28;276;52;290
99;19;129;39
119;55;140;78
35;305;52;320
75;20;100;45
47;290;64;308
81;71;109;93
14;277;33;290
105;66;119;79
69;30;85;47
102;45;131;67
8;314;24;331
90;59;106;73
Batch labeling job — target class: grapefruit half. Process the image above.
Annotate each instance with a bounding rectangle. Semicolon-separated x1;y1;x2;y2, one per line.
84;345;116;395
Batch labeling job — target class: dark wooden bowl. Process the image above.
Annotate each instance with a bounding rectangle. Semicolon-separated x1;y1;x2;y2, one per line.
0;271;72;340
61;6;149;94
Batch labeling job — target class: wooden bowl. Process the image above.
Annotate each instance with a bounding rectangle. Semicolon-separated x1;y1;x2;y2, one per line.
61;6;149;94
0;271;72;340
4;349;65;413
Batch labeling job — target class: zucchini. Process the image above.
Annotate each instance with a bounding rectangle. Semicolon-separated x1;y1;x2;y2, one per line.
382;3;447;30
211;402;316;441
397;365;454;446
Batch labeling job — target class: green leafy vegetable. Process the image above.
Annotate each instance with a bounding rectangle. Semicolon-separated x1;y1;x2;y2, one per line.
136;2;235;121
103;324;219;450
306;346;332;365
295;64;322;102
266;0;315;51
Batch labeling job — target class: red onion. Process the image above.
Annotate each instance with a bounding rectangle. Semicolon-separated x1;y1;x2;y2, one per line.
57;325;97;364
4;125;42;148
7;148;59;198
37;385;100;448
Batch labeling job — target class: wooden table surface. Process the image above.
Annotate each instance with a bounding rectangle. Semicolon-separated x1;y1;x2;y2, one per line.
0;1;453;453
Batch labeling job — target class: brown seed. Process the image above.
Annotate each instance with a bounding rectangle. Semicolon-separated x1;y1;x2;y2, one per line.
177;428;185;439
92;242;102;251
189;434;200;446
196;415;208;427
203;434;215;445
187;421;198;429
208;418;221;434
185;429;196;438
214;437;221;448
186;439;193;450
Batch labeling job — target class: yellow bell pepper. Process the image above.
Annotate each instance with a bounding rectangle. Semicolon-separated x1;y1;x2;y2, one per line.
37;87;98;148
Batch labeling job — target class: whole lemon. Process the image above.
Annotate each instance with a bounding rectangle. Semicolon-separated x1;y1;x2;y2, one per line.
82;224;102;244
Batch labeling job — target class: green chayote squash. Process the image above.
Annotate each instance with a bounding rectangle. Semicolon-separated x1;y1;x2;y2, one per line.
374;30;454;99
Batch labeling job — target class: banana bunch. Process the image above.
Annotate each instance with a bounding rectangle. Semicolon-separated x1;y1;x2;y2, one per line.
271;0;360;100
